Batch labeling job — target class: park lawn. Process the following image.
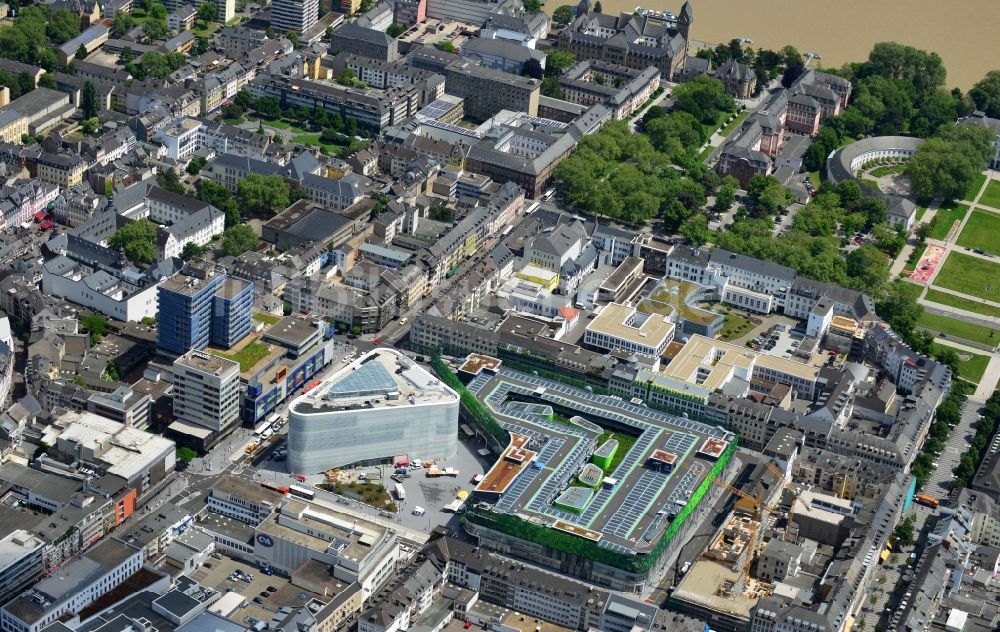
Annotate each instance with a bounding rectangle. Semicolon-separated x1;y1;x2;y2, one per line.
931;342;991;384
895;280;924;301
977;179;1000;209
213;342;271;373
965;173;988;202
808;171;822;185
916;310;997;346
956;210;1000;253
869;164;906;177
718;109;750;138
915;206;927;222
933;252;1000;301
924;288;1000;319
252;312;282;325
291;133;337;152
698;144;714;162
719;310;752;341
927;201;969;240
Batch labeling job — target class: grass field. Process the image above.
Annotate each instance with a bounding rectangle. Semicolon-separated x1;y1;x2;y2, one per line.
916;310;997;346
931;342;991;383
927;202;969;240
956;210;1000;253
916;206;927;222
868;164;906;177
965;173;988;202
924;289;1000;319
698;144;714;162
252;312;282;325
213;342;271;372
895;281;924;301
933;252;1000;300
978;179;1000;209
719;311;752;341
718;110;750;138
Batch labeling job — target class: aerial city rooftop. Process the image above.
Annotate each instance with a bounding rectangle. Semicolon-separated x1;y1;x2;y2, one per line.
0;1;997;632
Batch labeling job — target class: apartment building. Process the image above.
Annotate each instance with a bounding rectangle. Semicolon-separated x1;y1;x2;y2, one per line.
156;264;254;355
0;540;143;632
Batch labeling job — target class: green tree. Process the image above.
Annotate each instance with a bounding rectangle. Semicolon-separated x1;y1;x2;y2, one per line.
81;80;98;119
593;1;602;12
80;117;99;135
143;2;169;40
522;0;542;11
221;224;258;256
197;180;241;227
109;219;158;266
112;11;135;36
157;168;186;195
47;8;81;44
522;58;543;79
386;23;407;38
197;2;217;23
176;447;198;463
906;125;994;200
553;5;574;24
970;70;1000;118
180;242;204;261
81;314;108;345
38;72;55;89
681;214;710;246
846;245;890;294
186;156;207;175
235;89;254;109
671;75;735;125
437;41;456;53
893;516;915;548
545;50;576;76
75;44;89;60
541;76;561;98
238;173;290;215
253;95;282;118
876;281;924;340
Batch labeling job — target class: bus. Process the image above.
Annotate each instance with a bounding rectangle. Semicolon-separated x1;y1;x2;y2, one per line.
289;485;315;500
393;483;406;501
254;420;270;437
914;493;939;509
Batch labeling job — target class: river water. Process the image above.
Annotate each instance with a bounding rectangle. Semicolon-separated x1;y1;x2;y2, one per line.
547;0;998;90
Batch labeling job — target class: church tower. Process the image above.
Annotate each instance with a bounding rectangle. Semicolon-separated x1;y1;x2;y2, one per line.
678;1;694;40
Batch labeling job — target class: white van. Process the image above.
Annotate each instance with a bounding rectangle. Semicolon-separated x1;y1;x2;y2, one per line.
413;506;426;516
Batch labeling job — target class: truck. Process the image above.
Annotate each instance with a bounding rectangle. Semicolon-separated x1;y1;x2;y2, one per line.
914;493;939;509
245;443;256;454
426;468;459;478
393;483;406;501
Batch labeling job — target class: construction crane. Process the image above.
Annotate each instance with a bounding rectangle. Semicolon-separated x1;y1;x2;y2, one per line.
683;463;781;517
764;461;787;487
784;494;808;542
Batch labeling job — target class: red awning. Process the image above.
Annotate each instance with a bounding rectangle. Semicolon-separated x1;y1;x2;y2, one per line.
40;220;54;229
34;211;46;220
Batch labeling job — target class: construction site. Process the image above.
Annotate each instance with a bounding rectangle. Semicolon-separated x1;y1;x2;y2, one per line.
669;461;812;632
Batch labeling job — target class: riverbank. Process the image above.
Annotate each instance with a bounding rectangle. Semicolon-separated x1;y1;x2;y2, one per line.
545;0;996;90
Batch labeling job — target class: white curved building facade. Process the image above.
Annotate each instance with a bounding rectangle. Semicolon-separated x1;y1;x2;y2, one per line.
287;349;459;473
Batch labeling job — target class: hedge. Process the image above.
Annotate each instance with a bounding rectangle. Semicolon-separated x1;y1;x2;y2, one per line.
467;436;738;573
431;354;510;447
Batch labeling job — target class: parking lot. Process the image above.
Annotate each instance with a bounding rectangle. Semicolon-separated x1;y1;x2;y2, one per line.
190;554;322;624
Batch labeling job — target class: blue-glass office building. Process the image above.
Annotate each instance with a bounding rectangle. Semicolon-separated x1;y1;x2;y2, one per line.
157;264;253;356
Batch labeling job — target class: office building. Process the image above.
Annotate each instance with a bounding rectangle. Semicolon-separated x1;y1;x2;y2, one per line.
444;60;540;121
271;0;319;34
156;264;253;356
208;475;284;525
0;532;44;606
286;348;459;472
172;351;241;435
583;302;675;357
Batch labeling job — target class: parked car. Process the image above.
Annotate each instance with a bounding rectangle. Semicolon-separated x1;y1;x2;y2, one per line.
253;597;263;605
267;586;278;592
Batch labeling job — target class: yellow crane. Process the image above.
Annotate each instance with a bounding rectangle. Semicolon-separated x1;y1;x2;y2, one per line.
683;463;782;517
